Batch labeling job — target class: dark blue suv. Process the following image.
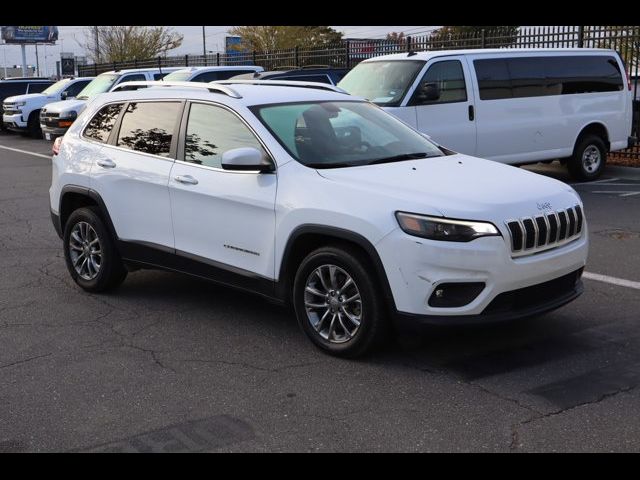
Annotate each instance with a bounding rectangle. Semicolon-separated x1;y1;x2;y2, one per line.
230;66;349;85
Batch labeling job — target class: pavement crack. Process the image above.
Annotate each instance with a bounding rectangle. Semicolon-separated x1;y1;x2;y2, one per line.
0;352;52;370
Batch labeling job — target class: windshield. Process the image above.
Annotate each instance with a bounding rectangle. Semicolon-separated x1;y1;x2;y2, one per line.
252;101;444;169
162;71;192;82
41;79;72;95
76;73;120;99
338;60;425;106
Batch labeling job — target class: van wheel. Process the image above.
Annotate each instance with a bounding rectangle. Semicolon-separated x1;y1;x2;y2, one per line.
568;134;607;181
292;245;389;358
63;207;127;292
27;112;42;138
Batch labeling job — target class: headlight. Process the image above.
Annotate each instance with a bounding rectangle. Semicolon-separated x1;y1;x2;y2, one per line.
15;101;26;107
59;110;77;119
395;212;500;242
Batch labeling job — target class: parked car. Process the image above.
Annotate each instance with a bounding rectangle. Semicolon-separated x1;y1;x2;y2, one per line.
40;67;182;140
338;48;636;181
162;66;264;82
0;77;55;131
2;77;94;137
231;65;349;85
49;80;588;357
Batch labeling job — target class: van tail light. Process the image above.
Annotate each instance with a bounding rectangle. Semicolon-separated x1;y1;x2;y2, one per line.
624;68;632;91
52;137;63;156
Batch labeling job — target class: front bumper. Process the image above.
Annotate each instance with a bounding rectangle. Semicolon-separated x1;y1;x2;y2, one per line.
376;226;588;321
40;124;69;138
2;113;27;130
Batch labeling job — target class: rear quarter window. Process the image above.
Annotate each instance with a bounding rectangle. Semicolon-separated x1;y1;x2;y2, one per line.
83;103;125;143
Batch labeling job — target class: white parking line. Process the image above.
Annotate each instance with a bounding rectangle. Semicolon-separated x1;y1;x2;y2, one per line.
569;178;620;185
0;144;51;159
591;190;640;197
583;272;640;290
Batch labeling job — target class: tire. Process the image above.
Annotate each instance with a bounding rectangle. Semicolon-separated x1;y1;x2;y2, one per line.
63;207;127;292
292;244;389;358
568;134;607;181
26;112;41;138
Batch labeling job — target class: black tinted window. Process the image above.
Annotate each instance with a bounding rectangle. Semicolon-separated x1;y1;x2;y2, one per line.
184;103;265;168
116;102;182;157
64;80;90;98
474;59;512;100
153;73;169;80
27;82;53;93
83;103;124;143
118;74;146;84
545;56;623;94
475;55;624;100
0;82;27;99
193;71;220;82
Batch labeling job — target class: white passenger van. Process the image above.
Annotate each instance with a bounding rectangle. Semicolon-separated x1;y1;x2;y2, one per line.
338;49;636;180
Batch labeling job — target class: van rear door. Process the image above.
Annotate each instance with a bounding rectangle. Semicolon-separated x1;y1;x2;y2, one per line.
408;56;477;154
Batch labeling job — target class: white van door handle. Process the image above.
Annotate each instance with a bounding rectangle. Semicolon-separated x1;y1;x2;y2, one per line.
175;175;199;185
96;159;116;168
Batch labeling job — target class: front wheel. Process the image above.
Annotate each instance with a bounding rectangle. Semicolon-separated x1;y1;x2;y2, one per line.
63;207;127;292
568;134;607;181
292;245;389;358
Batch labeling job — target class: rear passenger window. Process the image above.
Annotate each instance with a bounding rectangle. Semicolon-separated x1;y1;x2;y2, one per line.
183;103;266;168
412;60;467;104
27;83;52;94
474;59;512;100
545;56;623;94
508;57;548;98
83;103;124;143
116;102;182;157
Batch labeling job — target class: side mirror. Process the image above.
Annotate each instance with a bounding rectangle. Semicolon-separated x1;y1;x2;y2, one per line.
221;147;274;173
418;82;440;102
60;91;68;100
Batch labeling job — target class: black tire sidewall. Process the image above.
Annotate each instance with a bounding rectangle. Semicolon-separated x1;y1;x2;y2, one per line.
28;112;41;138
63;207;126;292
292;246;386;358
569;135;606;181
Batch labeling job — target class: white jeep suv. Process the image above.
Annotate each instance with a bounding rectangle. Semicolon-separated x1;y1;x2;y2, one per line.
49;80;588;357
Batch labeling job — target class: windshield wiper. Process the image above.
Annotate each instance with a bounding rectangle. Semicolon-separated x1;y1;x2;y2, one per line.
306;162;358;169
366;152;433;165
76;95;89;100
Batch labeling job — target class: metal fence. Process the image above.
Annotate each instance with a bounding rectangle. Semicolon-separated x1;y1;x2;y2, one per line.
78;25;640;159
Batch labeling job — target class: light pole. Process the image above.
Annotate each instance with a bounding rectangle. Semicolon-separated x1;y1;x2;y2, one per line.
2;42;7;79
202;26;206;57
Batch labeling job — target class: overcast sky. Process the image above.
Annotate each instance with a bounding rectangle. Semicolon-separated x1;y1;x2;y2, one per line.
1;26;439;77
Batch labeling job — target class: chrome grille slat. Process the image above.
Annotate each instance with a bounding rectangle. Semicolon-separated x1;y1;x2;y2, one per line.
505;205;584;257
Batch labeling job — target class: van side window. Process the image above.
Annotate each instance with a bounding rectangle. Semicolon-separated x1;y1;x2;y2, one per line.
475;56;624;101
116;102;182;157
474;59;512;100
83;103;124;143
183;103;266;168
410;60;467;105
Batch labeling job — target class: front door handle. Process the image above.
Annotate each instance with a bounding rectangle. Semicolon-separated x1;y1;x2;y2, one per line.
175;175;199;185
468;105;475;121
96;159;116;168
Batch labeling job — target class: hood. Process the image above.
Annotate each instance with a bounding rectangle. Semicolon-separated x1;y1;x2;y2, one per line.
42;98;87;114
316;153;581;226
4;93;51;104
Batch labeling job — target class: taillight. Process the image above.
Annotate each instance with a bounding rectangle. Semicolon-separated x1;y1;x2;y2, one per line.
625;68;632;91
52;137;63;156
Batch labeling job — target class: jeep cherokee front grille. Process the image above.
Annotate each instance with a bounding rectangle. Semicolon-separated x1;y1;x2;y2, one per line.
506;205;583;257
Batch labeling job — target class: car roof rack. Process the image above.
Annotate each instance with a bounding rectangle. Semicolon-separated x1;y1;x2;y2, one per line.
110;80;242;99
214;79;349;94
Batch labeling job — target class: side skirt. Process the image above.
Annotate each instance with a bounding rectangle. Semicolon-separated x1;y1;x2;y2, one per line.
117;240;284;304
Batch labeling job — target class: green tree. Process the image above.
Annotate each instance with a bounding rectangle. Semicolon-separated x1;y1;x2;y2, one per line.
80;26;183;63
431;26;520;48
228;26;343;51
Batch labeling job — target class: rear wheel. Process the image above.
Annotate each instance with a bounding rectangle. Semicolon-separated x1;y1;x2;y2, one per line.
568;134;607;181
292;245;389;358
63;207;127;292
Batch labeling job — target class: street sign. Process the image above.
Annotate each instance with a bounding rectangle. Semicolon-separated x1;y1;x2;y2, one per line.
61;57;75;76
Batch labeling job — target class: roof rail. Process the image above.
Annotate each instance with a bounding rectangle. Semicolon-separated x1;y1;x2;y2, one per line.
110;80;242;99
214;79;349;94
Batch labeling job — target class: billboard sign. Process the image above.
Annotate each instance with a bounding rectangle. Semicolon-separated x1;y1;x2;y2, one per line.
1;26;59;44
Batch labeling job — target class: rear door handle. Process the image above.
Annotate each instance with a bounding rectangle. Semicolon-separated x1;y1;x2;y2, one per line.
96;159;116;168
175;175;199;185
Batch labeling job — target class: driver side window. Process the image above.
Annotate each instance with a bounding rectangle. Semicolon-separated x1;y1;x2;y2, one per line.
410;60;467;106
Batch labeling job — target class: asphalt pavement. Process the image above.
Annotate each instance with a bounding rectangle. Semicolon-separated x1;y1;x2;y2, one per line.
1;130;639;452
